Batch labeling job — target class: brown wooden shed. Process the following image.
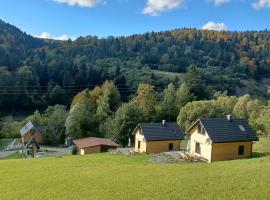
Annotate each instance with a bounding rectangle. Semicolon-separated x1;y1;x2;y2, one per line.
20;121;44;146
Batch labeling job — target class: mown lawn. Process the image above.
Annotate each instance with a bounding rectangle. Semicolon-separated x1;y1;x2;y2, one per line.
0;138;269;200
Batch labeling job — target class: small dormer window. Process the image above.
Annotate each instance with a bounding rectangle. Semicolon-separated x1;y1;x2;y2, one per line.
198;123;205;135
201;127;206;135
198;124;201;133
238;125;246;132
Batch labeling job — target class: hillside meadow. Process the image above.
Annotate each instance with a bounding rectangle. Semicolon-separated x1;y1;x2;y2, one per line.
0;137;269;200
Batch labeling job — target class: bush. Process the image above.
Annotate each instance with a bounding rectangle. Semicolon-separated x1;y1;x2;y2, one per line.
71;146;77;155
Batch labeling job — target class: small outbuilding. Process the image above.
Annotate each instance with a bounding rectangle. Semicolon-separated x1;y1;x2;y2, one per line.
20;121;44;146
25;136;40;158
186;115;259;162
73;137;119;155
133;121;185;154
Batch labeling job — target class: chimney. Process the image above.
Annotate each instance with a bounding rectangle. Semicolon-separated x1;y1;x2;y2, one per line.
162;120;166;126
226;115;232;122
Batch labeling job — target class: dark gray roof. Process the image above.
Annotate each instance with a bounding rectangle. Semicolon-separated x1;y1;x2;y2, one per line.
136;122;185;141
199;118;259;143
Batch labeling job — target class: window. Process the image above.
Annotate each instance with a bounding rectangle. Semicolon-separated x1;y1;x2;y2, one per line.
238;125;246;132
198;123;205;135
201;127;206;135
197;124;201;133
168;143;174;151
238;145;244;155
138;141;141;149
195;142;201;154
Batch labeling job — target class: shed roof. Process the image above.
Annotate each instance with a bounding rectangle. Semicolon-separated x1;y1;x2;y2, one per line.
73;137;119;149
20;121;46;136
133;122;185;141
187;118;259;143
20;121;34;136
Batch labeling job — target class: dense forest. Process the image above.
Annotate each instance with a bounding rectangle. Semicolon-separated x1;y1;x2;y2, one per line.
0;19;270;113
0;19;270;145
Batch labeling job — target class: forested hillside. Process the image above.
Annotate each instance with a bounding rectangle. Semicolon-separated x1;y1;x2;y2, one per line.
0;19;270;111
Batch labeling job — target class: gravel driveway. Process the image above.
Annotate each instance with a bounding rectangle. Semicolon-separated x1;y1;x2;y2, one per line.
40;146;72;157
0;151;16;158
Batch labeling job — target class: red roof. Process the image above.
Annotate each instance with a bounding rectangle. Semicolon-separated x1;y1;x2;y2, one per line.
73;137;119;149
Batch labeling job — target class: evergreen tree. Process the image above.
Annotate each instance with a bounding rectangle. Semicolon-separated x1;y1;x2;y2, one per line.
185;64;205;100
156;83;178;121
176;83;195;110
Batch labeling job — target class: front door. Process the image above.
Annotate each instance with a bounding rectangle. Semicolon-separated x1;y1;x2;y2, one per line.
168;143;174;151
195;142;201;154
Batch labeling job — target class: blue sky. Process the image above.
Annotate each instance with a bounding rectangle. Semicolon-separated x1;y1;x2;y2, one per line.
1;0;270;40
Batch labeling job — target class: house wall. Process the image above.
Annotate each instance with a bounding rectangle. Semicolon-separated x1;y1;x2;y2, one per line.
146;140;180;154
80;146;101;155
211;141;253;162
134;129;147;153
22;132;43;145
189;124;212;162
188;122;254;162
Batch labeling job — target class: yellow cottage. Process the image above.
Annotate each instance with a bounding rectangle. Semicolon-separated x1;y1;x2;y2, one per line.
133;121;185;154
186;115;259;162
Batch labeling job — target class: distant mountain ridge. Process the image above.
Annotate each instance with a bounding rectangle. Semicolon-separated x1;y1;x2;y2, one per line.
0;20;46;68
0;19;269;110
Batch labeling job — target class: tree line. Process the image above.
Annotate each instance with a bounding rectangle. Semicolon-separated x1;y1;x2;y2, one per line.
1;66;269;146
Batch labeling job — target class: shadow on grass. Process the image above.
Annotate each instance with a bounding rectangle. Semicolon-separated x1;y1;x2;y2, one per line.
252;152;269;158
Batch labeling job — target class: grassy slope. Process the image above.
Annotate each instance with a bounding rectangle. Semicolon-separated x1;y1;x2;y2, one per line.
0;138;269;200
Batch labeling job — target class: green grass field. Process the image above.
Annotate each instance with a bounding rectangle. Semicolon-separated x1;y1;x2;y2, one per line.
0;137;269;200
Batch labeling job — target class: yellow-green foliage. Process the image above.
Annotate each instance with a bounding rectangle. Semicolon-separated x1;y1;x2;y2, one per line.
0;139;269;200
254;136;270;154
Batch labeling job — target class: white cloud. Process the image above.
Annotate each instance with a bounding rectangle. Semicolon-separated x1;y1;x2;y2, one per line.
201;21;228;31
53;0;103;8
211;0;230;6
252;0;270;9
143;0;183;16
36;32;71;41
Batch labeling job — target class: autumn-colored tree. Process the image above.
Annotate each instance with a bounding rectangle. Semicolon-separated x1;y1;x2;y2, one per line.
66;90;98;139
101;80;121;112
233;94;251;118
134;83;157;121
